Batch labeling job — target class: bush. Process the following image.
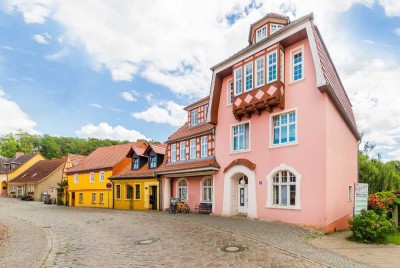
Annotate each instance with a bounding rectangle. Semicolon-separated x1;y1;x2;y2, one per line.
349;210;397;243
57;199;64;206
369;192;399;216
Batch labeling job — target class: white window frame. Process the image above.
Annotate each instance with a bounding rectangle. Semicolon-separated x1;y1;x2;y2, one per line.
204;104;209;122
290;45;304;83
171;144;177;162
270;109;298;148
89;172;94;183
201;177;213;203
79;192;83;203
280;50;285;83
270;23;283;34
255;25;267;42
99;192;104;203
231;121;250;153
244;62;253;92
99;171;104;182
255;56;265;88
189;139;196;159
267;50;278;83
266;164;301;210
227;79;234;106
116;184;121;200
234;67;242;96
74;174;79;184
201;136;208;158
132;157;139;169
92;192;97;203
177;178;188;201
149;155;157;168
191;109;198;126
180;141;186;161
348;185;353;202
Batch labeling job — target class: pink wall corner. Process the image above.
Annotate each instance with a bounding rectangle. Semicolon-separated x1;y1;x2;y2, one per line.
325;95;358;230
214;38;330;228
171;177;203;211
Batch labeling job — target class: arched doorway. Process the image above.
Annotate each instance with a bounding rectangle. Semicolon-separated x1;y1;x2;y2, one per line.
1;181;7;195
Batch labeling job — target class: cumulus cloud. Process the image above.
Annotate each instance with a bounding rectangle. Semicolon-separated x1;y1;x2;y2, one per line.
119;91;137;102
32;32;51;44
76;122;146;141
45;48;68;61
0;88;38;135
132;100;186;127
4;0;54;24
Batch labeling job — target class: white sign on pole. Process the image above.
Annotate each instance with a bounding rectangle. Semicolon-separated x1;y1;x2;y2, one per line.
354;183;368;215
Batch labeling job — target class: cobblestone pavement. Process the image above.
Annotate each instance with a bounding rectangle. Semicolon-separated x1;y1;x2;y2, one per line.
311;231;400;268
0;197;366;268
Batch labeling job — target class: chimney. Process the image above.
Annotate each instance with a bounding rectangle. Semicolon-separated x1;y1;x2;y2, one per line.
15;152;24;158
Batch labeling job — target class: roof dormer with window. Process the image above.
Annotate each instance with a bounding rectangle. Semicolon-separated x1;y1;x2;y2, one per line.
248;13;289;45
185;96;209;127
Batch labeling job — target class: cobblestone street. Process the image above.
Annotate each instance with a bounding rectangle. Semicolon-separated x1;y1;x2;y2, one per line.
0;197;366;267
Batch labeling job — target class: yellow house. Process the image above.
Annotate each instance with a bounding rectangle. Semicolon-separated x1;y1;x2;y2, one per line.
0;152;45;196
60;154;85;204
110;144;166;211
66;142;147;208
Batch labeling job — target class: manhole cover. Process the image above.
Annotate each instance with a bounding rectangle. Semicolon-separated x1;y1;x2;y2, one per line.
134;238;160;245
221;245;246;253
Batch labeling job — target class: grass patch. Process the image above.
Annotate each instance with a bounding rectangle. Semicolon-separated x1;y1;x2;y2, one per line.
385;232;400;245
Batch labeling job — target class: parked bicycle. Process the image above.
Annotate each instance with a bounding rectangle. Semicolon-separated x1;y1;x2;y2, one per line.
168;198;190;214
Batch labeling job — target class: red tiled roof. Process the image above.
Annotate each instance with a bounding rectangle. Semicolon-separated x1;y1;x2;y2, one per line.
67;154;85;167
110;159;163;179
148;143;167;155
184;96;209;110
156;158;220;174
67;142;147;173
11;158;66;184
167;123;214;143
312;24;359;138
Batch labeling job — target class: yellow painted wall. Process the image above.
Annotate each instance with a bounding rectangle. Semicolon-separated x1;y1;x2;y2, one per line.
67;169;114;208
7;154;45;181
113;178;160;210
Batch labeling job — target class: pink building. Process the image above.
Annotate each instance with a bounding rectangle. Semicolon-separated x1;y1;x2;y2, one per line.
162;13;359;233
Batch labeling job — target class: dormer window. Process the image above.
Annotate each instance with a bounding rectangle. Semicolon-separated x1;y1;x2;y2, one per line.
270;24;283;34
149;155;157;168
132;157;139;170
256;25;267;42
191;109;198;126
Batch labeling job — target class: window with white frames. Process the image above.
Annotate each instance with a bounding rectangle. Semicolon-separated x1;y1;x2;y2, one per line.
256;25;267;42
232;123;250;152
204;104;209;122
191;109;198;126
99;193;104;203
227;80;234;105
171;144;177;162
116;184;121;199
202;177;213;202
272;111;296;145
272;111;297;145
201;136;208;157
255;56;265;88
178;179;188;201
149;155;157;168
280;50;285;83
267;50;277;83
92;192;96;203
180;141;186;161
292;48;303;81
100;171;104;182
190;139;196;159
79;193;83;203
245;62;253;91
234;68;242;96
272;170;297;207
28;185;34;193
132;157;139;170
348;185;353;201
74;174;78;184
90;172;94;183
270;23;283;34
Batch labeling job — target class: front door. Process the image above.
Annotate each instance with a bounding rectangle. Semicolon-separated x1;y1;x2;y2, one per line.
238;185;248;213
149;186;158;210
17;186;23;197
71;192;75;207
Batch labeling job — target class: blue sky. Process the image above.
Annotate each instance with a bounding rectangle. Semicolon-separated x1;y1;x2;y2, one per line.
0;0;400;160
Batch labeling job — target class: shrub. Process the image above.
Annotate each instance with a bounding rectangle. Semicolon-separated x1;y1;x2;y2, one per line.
349;210;397;243
369;192;400;216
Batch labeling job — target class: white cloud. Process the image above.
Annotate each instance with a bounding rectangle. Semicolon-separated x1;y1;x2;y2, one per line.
4;0;54;24
378;0;400;17
76;122;146;141
132;100;186;127
88;103;102;109
395;28;400;36
361;39;376;44
0;88;38;135
45;48;68;61
119;91;137;102
32;32;51;44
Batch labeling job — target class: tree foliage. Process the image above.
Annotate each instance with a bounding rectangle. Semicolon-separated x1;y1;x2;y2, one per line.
0;132;158;159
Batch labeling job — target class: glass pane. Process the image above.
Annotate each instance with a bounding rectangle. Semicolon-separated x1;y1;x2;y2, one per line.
281;171;287;183
290;185;296;205
281;185;287;206
289;124;296;142
273;185;279;205
273;173;279;183
281;125;288;143
289;112;295;122
273;128;280;144
240;188;244;206
233;135;238;151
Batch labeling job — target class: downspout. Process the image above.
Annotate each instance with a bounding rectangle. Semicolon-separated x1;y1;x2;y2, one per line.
158;175;162;211
111;181;115;209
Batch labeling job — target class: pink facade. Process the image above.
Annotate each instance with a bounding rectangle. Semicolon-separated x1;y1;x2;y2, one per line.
160;13;358;232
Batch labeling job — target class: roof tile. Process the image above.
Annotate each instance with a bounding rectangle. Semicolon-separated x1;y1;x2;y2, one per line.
11;158;65;184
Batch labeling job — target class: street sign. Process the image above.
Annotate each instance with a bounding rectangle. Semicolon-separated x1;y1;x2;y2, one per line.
106;183;112;189
354;183;368;215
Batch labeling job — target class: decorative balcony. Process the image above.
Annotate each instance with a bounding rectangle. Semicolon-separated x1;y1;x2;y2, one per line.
233;81;284;120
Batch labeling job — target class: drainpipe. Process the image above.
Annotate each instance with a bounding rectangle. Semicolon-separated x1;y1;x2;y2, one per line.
111;181;115;209
157;175;162;211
